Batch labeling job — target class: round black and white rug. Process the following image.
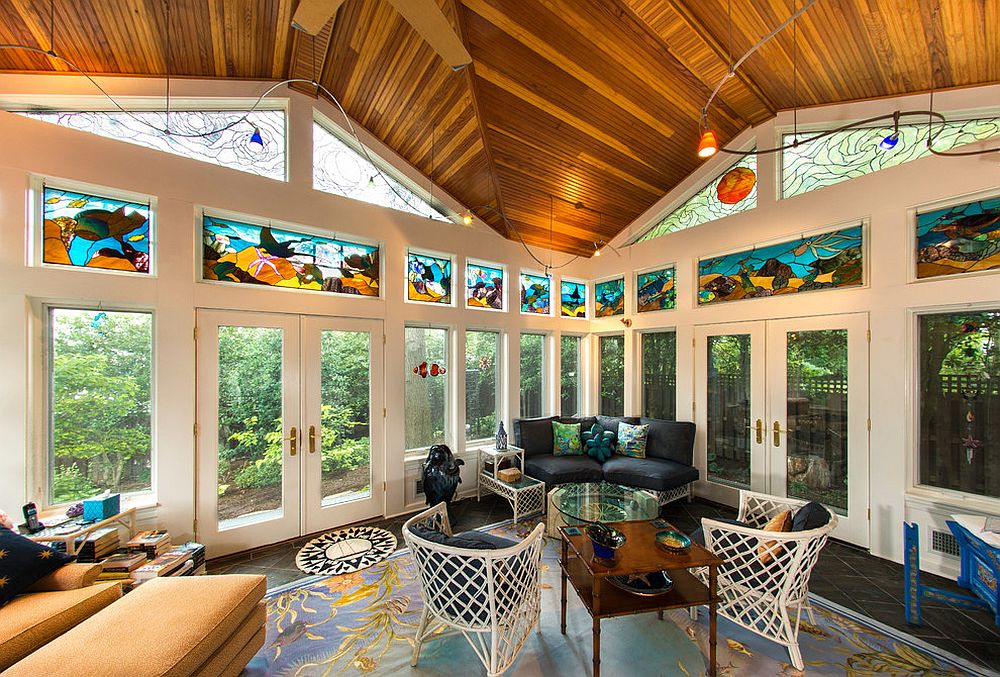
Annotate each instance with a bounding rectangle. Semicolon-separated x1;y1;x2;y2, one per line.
295;526;397;576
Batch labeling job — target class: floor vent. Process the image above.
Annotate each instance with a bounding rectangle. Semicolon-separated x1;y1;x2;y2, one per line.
931;529;960;558
415;479;424;496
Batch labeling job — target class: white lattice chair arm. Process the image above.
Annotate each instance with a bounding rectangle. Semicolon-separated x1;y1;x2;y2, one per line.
737;489;813;527
405;500;454;536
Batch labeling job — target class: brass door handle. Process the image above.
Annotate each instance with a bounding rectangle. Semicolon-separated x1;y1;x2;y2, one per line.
309;425;317;454
286;426;298;456
746;419;763;444
772;421;794;446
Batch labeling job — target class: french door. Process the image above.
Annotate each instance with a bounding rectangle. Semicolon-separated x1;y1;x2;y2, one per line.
196;310;384;556
694;313;869;546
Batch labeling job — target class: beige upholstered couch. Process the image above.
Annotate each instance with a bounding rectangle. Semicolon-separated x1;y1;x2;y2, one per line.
0;564;266;676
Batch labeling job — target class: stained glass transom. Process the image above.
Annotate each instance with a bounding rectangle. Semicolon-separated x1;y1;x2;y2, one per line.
638;154;757;242
520;273;551;315
782;117;1000;198
466;262;504;310
203;215;379;296
19;110;285;180
408;251;452;304
561;281;587;318
313;121;447;221
42;186;150;273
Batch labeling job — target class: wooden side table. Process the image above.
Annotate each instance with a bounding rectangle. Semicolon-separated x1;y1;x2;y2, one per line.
27;507;138;556
559;520;723;677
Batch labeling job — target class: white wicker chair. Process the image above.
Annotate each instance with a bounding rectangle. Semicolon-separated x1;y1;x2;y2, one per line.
691;490;838;670
402;502;546;676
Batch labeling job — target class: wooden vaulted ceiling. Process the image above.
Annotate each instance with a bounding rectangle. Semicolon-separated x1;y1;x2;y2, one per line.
1;1;998;255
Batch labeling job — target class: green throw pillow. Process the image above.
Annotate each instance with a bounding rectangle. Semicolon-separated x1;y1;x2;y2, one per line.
552;421;582;456
616;422;649;458
582;423;614;463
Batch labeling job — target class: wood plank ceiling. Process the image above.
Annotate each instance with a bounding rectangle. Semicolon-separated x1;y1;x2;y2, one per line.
0;1;997;255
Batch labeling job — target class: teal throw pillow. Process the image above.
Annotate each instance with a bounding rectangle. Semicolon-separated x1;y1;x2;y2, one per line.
582;424;614;463
616;422;649;458
552;421;582;456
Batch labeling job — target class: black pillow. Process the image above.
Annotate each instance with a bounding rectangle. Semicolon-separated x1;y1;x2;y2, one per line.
791;501;830;531
0;527;75;605
410;525;517;550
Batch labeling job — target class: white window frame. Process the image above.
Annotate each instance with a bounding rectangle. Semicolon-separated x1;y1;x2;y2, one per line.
404;324;453;454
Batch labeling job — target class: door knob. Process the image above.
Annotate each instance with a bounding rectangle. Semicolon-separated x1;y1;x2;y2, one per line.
309;425;317;454
285;426;298;456
772;421;794;446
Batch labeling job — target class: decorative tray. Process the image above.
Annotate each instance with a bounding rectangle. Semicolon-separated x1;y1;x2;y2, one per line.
606;570;674;596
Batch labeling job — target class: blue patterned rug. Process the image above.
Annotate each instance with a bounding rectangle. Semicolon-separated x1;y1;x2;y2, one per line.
245;520;995;676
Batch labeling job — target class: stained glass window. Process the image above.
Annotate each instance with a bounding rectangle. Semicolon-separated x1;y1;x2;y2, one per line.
407;251;452;304
638;154;757;242
42;185;150;273
637;267;676;312
783;117;1000;198
466;262;504;310
699;224;863;305
313;120;448;220
916;195;1000;280
203;215;379;296
520;273;551;315
560;280;587;318
594;278;625;317
18;110;285;180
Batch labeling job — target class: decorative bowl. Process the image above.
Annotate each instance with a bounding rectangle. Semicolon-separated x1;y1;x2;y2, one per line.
655;530;691;554
586;523;626;562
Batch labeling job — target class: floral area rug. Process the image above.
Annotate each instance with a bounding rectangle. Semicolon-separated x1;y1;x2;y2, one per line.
245;520;995;676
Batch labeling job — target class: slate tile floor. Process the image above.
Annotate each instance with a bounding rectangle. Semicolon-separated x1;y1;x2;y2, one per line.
208;495;1000;670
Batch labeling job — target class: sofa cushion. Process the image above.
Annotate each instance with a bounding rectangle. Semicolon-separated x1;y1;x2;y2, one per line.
0;581;122;671
615;422;649;458
552;421;583;456
0;527;75;606
4;574;266;677
582;424;615;463
514;416;558;456
640;418;696;465
524;455;604;485
563;416;597;432
190;602;265;677
601;456;698;492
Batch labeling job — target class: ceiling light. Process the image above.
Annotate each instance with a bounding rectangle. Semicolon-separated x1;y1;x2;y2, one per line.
461;213;473;225
593;242;602;257
249;125;264;148
697;129;719;158
879;132;899;151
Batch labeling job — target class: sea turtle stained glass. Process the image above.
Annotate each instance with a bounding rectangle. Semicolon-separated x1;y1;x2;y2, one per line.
637;267;676;312
520;273;551;315
698;224;864;305
595;278;625;317
19;110;286;180
916;195;1000;280
466;262;504;310
203;215;379;296
638;154;757;242
782;117;1000;199
42;186;151;273
407;251;452;304
561;281;587;318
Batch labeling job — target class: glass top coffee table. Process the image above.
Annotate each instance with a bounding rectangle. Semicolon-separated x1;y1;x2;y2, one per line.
548;482;659;531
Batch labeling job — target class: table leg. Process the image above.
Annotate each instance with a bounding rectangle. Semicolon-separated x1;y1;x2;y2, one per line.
709;564;718;677
560;537;568;635
657;610;664;621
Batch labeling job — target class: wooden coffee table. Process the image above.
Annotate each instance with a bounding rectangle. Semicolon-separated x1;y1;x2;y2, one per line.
559;521;724;677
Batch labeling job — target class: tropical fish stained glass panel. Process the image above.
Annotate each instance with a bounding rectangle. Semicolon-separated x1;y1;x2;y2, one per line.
916;196;1000;279
595;278;625;317
466;262;504;310
561;281;587;318
638;154;757;242
407;251;452;304
203;215;379;296
520;273;551;315
637;267;676;312
699;224;864;305
42;186;151;273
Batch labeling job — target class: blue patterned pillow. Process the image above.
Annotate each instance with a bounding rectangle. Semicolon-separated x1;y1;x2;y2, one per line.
582;424;614;463
0;527;74;605
615;422;649;458
552;421;582;456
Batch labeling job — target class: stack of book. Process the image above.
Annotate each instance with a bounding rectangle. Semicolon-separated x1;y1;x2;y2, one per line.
174;542;207;576
125;530;171;559
74;527;121;562
97;551;147;582
133;550;194;582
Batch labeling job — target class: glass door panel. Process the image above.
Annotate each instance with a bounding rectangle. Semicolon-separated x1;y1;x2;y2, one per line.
642;331;677;420
303;317;384;534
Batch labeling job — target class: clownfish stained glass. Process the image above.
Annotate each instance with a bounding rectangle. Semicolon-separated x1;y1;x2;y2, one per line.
202;215;379;296
42;186;151;273
407;251;452;304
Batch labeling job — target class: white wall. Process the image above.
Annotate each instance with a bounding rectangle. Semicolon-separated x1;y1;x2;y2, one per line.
572;84;1000;570
0;74;594;541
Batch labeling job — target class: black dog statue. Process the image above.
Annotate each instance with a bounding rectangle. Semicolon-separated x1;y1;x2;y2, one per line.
421;444;464;509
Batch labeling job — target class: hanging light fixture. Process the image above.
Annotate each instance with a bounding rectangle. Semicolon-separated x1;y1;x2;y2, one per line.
879;111;900;151
461;213;473;225
593;241;602;257
697;128;719;158
249;125;264;148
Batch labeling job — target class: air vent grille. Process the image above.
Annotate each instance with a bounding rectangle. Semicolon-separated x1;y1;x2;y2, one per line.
931;529;960;558
415;479;424;496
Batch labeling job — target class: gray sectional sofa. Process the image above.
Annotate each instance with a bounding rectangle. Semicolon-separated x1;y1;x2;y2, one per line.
513;415;698;504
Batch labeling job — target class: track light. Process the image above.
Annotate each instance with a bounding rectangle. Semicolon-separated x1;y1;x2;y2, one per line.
249;125;264;148
593;242;602;257
879;111;901;151
697;129;719;158
461;213;473;226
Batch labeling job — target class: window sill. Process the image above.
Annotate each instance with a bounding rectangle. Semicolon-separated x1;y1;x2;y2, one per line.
39;492;159;523
905;486;1000;516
